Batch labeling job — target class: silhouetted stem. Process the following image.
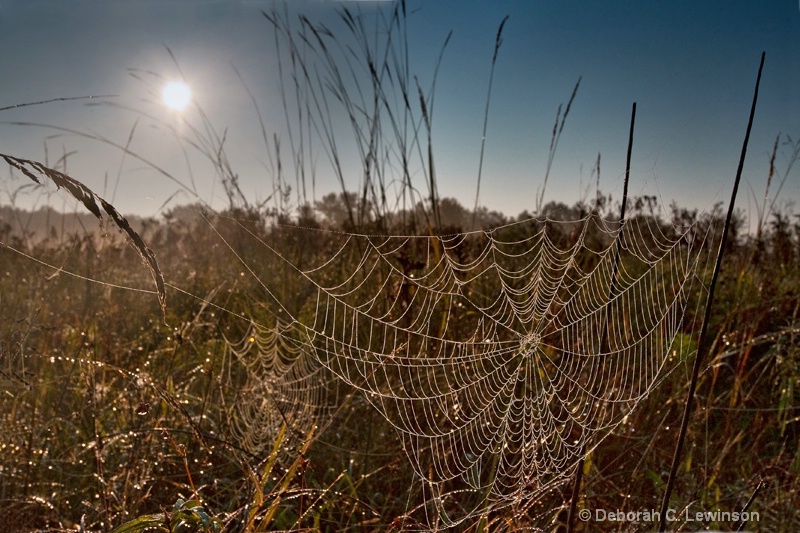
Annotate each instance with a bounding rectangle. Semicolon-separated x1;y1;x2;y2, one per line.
658;51;764;531
734;478;764;531
567;101;635;533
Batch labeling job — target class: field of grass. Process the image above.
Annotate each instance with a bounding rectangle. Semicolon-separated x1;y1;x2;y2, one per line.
0;190;798;532
1;3;799;532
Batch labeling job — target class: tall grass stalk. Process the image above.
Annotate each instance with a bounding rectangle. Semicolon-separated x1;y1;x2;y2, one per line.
658;51;765;531
537;76;581;213
264;1;456;232
471;15;508;231
566;101;635;533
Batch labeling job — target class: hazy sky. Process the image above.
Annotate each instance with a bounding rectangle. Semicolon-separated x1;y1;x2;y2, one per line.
0;0;798;222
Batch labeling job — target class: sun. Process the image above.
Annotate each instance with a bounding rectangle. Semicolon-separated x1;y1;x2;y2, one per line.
162;81;192;111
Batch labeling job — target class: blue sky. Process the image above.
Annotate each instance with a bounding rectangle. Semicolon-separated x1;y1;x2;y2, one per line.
0;0;798;223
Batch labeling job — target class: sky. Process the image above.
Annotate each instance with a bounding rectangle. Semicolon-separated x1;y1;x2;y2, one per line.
0;0;798;224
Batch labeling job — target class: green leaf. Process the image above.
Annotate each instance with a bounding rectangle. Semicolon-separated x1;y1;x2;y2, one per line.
109;514;169;533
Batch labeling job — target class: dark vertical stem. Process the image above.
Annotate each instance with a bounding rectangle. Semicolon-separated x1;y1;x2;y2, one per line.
657;51;764;531
613;101;635;281
733;478;764;531
567;102;636;533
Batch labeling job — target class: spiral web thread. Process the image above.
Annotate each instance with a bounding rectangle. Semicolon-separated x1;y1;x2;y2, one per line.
222;211;709;524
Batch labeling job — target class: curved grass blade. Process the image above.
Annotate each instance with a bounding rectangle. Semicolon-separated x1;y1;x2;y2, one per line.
1;153;167;318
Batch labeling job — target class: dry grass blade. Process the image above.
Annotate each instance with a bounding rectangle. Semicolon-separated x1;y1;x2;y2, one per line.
537;76;581;213
472;15;509;230
0;94;116;112
1;153;166;318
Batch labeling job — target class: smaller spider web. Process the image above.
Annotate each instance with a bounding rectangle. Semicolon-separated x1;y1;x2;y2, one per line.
225;319;341;455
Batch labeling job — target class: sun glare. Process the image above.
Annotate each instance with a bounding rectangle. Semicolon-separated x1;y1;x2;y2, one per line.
162;81;191;111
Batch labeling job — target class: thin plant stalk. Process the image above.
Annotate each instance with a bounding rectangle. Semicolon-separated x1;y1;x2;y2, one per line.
471;15;508;230
537;77;581;213
566;101;635;533
657;51;765;531
733;479;764;531
0;94;116;112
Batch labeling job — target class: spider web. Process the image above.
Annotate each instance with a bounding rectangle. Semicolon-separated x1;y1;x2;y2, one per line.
219;211;710;525
225;319;341;454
